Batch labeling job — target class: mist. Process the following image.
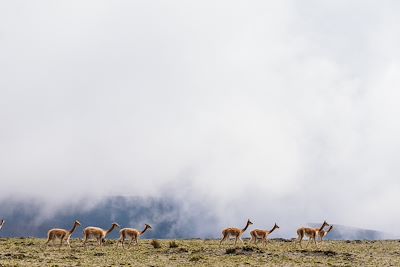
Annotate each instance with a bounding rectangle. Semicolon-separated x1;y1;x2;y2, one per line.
1;1;400;238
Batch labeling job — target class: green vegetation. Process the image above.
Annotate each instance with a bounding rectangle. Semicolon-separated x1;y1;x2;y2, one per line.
0;238;399;266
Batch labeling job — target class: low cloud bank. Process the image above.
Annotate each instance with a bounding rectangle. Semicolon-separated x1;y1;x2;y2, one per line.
1;196;396;240
1;1;400;238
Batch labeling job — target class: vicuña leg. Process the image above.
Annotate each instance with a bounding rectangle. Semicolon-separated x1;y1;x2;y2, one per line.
220;235;227;245
297;234;304;248
128;238;134;247
66;237;71;248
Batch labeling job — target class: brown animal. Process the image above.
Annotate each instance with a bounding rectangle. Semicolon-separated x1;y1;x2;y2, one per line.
318;225;333;242
295;220;329;248
45;220;81;248
250;223;279;246
220;219;253;246
117;224;152;248
83;223;120;246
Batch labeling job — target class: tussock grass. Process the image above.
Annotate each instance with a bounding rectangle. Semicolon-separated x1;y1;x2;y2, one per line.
150;239;161;249
169;240;179;248
225;247;237;254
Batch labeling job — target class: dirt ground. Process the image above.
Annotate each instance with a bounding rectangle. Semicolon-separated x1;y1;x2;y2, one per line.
1;238;399;266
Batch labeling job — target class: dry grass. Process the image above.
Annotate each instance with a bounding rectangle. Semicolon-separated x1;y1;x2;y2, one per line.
169;240;179;248
0;238;399;266
150;239;162;249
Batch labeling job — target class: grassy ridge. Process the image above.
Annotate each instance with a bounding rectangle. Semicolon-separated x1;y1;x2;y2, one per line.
0;238;399;266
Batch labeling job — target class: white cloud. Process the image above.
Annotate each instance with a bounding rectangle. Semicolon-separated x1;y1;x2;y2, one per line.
1;0;400;237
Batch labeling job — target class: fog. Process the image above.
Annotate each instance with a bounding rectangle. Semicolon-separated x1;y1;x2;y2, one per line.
1;1;400;237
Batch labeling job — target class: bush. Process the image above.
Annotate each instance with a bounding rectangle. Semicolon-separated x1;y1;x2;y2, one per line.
169;241;179;248
150;239;161;249
225;248;236;254
242;246;254;251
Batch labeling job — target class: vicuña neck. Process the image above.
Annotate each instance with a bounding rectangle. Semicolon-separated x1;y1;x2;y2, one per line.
269;225;277;234
318;223;326;232
105;225;116;236
241;222;250;232
68;222;78;234
140;226;149;235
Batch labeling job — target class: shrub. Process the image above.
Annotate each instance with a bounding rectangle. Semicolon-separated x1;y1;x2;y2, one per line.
150;239;161;249
169;241;179;248
242;246;254;252
225;248;236;254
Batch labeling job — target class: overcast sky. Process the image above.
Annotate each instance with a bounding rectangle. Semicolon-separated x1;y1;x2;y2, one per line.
1;1;400;237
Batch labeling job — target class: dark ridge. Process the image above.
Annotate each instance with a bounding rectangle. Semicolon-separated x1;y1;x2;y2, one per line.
308;223;387;240
0;196;216;239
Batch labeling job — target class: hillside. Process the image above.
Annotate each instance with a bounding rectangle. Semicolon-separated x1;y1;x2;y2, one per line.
0;196;392;240
308;223;389;240
0;196;215;239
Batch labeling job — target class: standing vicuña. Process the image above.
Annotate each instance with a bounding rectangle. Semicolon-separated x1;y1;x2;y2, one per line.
117;224;152;248
295;220;329;248
220;219;253;246
250;223;279;246
318;225;333;242
45;220;81;248
83;223;120;247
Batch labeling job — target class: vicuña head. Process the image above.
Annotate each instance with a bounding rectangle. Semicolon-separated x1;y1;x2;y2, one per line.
321;220;329;228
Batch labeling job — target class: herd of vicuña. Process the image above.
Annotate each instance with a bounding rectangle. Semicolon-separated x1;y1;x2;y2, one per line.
0;218;334;249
